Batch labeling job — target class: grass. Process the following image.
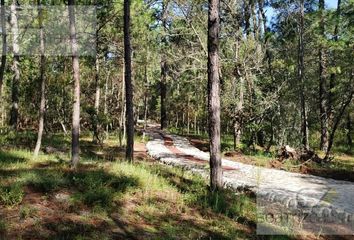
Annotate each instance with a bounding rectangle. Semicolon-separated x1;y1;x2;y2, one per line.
19;204;38;219
1;128;343;239
0;132;296;240
0;220;7;234
0;183;24;206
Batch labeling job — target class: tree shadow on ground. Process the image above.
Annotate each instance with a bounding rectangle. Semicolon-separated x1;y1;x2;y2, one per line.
0;150;28;166
0;156;258;239
0;160;142;239
145;165;298;240
0;139;323;240
79;139;125;162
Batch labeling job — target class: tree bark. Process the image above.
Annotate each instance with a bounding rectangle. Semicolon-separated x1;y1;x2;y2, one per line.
208;0;222;191
68;0;81;169
182;112;185;134
94;56;100;111
124;0;134;161
9;0;20;130
0;0;6;100
94;2;100;113
257;0;267;37
104;71;108;115
328;0;341;122
250;0;258;40
298;0;309;150
194;114;197;134
160;0;168;130
325;90;353;160
233;25;243;150
143;65;149;140
234;75;244;150
92;41;100;143
347;112;352;149
119;63;125;147
318;0;328;152
243;0;251;36
34;0;46;157
187;96;190;134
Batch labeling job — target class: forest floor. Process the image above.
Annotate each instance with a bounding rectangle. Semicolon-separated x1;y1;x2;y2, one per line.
0;130;351;239
181;134;354;182
0;131;280;240
145;129;354;237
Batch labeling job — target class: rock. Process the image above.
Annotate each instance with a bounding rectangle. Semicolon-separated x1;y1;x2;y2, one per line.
55;193;70;202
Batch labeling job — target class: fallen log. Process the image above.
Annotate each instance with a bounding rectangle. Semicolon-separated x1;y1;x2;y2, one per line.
277;145;322;163
277;145;298;162
43;146;67;155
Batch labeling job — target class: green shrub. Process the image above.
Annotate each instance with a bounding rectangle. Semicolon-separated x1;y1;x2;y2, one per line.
0;184;24;206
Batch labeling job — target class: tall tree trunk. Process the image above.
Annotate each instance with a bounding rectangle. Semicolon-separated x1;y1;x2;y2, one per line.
119;64;125;147
60;82;68;135
325;90;353;160
328;0;341;122
347;112;352;150
0;85;4;127
0;0;6;100
143;65;149;140
243;0;251;36
124;0;134;161
250;0;258;40
160;60;167;130
298;0;309;150
94;2;100;112
160;0;168;130
92;41;100;143
9;0;20;130
94;56;100;111
187;96;190;134
234;77;244;150
208;0;222;191
319;0;328;152
233;26;243;150
34;0;46;157
182;112;185;134
257;0;266;37
237;76;245;146
69;0;81;169
0;0;5;128
104;72;108;115
104;73;110;135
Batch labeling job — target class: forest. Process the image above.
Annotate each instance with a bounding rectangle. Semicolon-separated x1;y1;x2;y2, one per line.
0;0;353;239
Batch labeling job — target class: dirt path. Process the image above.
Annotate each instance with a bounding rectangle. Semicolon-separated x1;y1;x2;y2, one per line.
146;128;354;235
187;136;354;182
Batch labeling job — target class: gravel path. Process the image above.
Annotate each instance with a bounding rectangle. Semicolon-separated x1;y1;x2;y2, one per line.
146;129;354;235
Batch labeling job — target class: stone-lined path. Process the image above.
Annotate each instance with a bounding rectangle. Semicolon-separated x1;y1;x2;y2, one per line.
146;128;354;235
